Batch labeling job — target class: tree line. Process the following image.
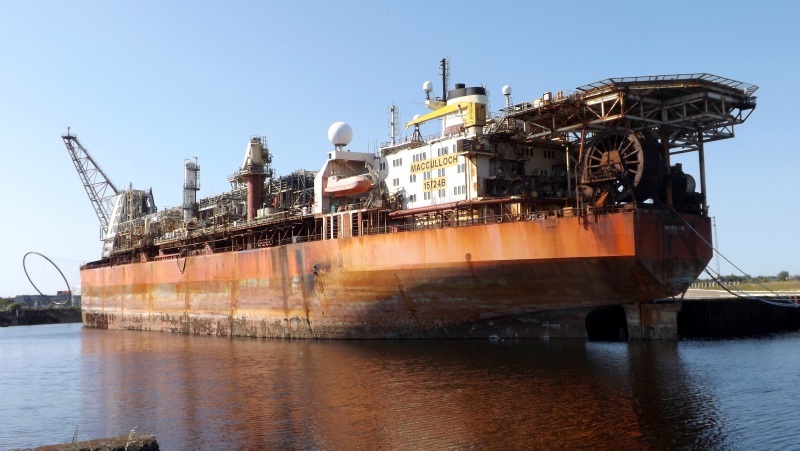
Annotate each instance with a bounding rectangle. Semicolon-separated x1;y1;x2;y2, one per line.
698;271;795;283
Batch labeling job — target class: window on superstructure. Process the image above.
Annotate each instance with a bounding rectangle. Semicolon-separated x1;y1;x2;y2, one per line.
423;152;427;159
437;168;445;177
392;178;399;187
424;171;431;180
438;188;446;197
424;192;430;200
410;174;416;183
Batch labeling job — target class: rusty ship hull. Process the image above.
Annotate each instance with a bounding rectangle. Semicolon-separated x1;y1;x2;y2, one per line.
67;70;755;339
80;208;711;338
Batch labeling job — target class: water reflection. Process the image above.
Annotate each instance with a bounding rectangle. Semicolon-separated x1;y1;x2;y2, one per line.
77;333;733;449
7;325;798;448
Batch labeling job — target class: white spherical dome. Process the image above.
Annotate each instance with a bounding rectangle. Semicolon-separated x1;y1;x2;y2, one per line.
413;114;421;121
327;122;353;147
422;81;433;93
502;85;512;96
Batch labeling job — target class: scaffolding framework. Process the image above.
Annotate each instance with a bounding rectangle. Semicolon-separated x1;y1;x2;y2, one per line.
492;73;758;214
500;73;757;151
62;133;119;233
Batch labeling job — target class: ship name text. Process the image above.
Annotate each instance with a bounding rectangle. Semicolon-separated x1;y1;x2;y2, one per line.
410;154;459;174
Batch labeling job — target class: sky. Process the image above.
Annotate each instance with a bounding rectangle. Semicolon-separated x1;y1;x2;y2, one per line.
1;0;798;297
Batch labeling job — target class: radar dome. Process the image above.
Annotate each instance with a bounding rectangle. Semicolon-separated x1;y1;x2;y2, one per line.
328;122;353;147
413;114;421;121
423;81;433;93
502;85;512;96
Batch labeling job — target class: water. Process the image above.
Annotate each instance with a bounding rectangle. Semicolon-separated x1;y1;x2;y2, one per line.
1;324;798;450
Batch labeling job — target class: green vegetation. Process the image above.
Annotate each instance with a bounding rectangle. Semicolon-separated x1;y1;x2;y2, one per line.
724;280;800;292
1;298;22;312
696;271;800;291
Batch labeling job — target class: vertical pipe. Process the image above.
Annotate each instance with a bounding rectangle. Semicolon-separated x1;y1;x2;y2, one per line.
698;131;707;215
576;128;586;214
713;216;720;274
661;129;673;206
565;144;571;200
246;171;265;221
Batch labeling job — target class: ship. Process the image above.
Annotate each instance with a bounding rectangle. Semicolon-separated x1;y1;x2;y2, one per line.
64;64;757;338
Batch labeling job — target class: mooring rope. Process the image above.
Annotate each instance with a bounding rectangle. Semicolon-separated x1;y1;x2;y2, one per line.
667;207;799;308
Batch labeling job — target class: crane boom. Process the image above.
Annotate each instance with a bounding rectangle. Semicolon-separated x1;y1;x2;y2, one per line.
62;132;119;232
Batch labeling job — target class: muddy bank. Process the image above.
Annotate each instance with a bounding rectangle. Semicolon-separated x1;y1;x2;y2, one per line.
26;433;159;451
0;308;81;327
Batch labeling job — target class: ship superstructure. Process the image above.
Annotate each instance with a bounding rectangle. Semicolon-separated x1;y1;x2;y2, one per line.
65;65;757;339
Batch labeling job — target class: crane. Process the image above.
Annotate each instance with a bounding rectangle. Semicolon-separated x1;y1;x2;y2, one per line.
62;129;119;234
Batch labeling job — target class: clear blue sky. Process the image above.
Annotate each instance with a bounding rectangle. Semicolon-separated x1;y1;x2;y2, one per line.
1;0;798;297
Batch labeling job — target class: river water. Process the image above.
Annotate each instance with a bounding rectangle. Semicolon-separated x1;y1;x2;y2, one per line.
0;323;798;450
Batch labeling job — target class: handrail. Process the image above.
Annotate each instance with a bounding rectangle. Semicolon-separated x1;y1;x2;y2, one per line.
91;203;653;268
576;73;758;95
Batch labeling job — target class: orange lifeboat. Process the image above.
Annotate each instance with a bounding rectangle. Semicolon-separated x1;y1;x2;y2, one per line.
324;174;373;197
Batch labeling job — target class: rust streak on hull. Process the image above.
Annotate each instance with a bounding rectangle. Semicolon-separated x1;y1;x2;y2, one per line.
81;209;711;338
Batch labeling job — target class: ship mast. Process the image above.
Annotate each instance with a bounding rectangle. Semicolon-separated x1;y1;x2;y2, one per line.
389;105;400;146
440;57;450;101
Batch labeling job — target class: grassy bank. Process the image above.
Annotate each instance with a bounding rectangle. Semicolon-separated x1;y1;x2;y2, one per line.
696;280;800;292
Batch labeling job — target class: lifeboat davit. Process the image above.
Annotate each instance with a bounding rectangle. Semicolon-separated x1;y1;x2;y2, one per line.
324;174;373;197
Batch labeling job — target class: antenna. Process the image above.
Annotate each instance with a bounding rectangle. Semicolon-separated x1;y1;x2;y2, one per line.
423;81;433;100
389;105;400;145
502;84;512;108
440;57;450;102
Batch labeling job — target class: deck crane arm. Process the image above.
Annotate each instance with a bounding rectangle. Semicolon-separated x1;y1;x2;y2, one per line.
62;132;119;233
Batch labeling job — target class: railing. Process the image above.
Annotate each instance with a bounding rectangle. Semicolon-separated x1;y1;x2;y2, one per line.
576;73;758;95
380;132;446;152
93;202;649;268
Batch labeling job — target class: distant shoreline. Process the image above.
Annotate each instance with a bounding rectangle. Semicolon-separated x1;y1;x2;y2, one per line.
0;307;81;327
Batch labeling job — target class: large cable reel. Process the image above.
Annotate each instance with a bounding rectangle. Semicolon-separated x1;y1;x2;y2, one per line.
580;128;664;206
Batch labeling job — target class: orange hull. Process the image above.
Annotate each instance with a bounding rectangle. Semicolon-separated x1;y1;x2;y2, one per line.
80;208;711;338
